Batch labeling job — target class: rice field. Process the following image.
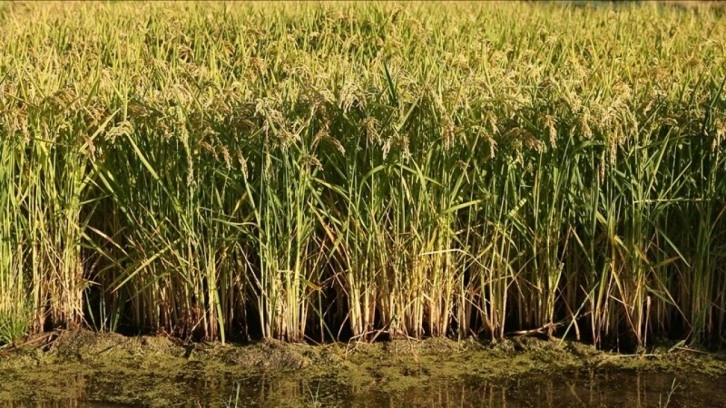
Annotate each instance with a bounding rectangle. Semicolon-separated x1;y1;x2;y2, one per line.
0;1;724;349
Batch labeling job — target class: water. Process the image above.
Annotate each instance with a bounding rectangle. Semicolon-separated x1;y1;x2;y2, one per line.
2;369;724;408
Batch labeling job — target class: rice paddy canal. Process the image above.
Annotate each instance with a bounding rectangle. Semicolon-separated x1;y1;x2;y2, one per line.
3;370;726;408
1;331;724;407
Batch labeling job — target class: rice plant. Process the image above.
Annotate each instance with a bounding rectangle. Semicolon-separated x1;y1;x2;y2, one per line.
0;1;724;349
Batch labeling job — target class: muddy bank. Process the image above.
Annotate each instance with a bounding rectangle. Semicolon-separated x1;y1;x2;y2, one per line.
0;331;724;407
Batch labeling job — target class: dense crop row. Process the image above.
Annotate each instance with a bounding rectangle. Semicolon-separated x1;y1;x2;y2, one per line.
1;1;725;348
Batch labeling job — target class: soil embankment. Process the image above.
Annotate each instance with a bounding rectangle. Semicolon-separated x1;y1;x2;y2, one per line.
1;330;724;407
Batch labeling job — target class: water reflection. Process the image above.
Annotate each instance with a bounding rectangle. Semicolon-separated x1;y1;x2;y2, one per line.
3;369;725;408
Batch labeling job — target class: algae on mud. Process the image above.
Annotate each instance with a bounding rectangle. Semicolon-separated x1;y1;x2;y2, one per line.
1;330;725;407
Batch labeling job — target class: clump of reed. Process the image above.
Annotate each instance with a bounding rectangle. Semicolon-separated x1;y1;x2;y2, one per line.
0;1;724;348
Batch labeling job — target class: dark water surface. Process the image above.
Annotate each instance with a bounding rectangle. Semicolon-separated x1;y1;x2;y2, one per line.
2;368;725;408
